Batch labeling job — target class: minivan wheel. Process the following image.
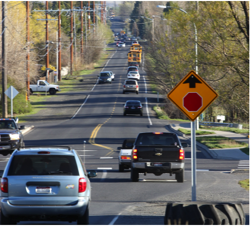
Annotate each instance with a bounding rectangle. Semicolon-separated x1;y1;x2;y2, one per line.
77;205;89;225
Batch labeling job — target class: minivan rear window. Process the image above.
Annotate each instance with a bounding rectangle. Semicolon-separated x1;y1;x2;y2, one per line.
126;81;136;84
8;155;79;176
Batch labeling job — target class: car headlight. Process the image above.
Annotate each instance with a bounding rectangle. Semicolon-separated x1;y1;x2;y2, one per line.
9;133;20;140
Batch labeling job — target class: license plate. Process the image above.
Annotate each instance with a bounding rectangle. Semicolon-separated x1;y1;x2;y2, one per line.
131;107;135;109
36;187;52;194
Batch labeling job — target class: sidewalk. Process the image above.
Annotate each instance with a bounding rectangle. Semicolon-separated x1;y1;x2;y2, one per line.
170;123;249;161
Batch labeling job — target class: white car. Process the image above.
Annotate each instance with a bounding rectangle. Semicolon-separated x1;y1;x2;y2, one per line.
108;71;115;81
127;71;140;81
118;42;126;47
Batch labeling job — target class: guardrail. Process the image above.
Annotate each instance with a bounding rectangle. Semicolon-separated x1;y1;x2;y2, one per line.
200;121;243;129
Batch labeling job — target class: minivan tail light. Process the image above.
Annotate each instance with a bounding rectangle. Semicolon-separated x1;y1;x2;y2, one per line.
1;178;8;193
179;149;185;160
132;149;138;160
79;178;87;193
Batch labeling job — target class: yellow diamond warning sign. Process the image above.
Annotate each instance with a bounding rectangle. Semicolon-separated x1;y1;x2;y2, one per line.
167;70;218;121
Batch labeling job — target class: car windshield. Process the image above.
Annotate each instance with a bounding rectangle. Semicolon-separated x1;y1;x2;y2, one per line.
100;73;110;77
0;120;17;129
8;155;79;176
126;81;136;84
135;134;178;146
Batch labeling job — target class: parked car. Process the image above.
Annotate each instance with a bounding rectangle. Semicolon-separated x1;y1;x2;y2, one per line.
127;71;140;81
0;118;25;156
0;146;97;224
98;71;112;84
30;80;60;95
127;66;139;74
123;79;139;94
123;100;143;116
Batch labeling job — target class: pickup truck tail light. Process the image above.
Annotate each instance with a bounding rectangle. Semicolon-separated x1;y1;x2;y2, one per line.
132;149;138;160
179;149;185;160
136;85;138;88
1;177;8;193
79;177;87;193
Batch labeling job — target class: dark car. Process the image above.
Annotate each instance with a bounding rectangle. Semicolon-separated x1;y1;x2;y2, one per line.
0;118;25;156
127;66;139;74
123;100;143;116
98;71;112;84
0;146;97;224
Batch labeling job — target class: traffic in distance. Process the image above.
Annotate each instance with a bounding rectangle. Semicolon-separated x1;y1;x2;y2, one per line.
0;16;247;225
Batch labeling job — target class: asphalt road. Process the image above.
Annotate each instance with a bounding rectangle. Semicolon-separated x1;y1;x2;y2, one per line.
0;18;248;225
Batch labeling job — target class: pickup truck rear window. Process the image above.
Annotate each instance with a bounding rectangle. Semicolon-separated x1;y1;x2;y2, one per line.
8;155;79;176
135;133;178;146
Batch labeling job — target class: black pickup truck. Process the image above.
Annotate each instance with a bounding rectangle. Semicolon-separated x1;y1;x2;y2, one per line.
130;132;187;182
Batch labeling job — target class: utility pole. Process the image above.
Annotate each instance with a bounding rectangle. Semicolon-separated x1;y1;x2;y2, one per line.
26;1;30;101
88;1;90;30
85;10;87;63
58;1;61;81
2;1;7;117
101;1;103;23
104;1;106;25
73;9;76;59
70;1;73;76
93;1;95;32
46;1;49;82
81;2;84;64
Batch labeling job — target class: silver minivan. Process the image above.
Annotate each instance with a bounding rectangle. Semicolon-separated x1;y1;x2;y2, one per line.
123;79;139;94
0;147;97;224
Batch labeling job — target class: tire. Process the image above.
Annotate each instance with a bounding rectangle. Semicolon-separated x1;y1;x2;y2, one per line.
140;113;143;116
49;89;56;95
123;113;126;116
119;164;124;172
136;91;139;94
1;211;16;225
131;167;139;182
77;205;89;225
29;89;33;95
164;202;245;225
175;169;184;183
123;91;125;94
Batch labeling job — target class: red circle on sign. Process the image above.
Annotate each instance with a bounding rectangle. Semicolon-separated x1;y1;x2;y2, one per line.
183;92;202;112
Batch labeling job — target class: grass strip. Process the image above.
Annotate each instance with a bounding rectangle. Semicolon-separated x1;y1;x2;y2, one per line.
178;128;215;135
200;126;249;134
196;136;248;149
153;106;170;120
238;179;249;191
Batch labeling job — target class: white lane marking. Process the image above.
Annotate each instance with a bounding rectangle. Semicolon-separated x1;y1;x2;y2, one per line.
145;97;152;125
79;155;93;157
100;157;113;159
143;76;147;94
97;167;112;170
109;215;120;225
101;170;107;182
196;169;209;171
71;95;90;119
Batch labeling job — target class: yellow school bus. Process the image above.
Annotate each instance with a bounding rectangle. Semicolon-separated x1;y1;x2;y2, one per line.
130;44;142;53
127;50;142;66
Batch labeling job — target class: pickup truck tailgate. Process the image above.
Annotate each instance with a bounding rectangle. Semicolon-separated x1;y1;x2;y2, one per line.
136;146;183;162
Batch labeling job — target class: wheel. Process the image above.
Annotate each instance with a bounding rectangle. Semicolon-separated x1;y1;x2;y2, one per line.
131;167;139;182
123;91;125;94
164;202;245;225
49;89;56;95
140;113;143;116
1;211;16;225
29;89;33;95
175;169;184;182
119;164;124;172
123;113;126;116
77;205;89;225
136;91;139;94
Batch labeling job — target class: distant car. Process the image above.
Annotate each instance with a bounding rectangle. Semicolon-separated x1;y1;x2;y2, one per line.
123;79;139;94
127;71;140;81
0;146;97;224
127;66;139;74
98;71;112;84
123;100;143;116
109;71;115;81
128;62;139;67
131;40;139;45
118;42;126;48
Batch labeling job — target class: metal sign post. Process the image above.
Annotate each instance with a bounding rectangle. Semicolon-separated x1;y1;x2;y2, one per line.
5;86;19;117
167;70;218;201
